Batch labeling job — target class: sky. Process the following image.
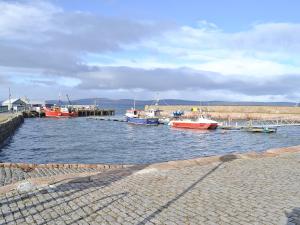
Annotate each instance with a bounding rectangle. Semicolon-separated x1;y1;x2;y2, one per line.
0;0;300;102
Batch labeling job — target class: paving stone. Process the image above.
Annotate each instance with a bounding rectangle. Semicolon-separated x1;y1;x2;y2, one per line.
0;166;104;187
1;152;300;224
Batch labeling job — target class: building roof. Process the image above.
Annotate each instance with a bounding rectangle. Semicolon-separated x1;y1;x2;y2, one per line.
1;98;29;106
29;100;46;105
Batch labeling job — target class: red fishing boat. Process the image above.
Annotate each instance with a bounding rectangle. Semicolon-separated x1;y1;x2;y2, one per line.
44;106;78;118
168;116;218;130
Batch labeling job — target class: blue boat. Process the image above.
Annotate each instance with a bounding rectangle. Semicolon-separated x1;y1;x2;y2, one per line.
126;116;159;125
125;109;159;125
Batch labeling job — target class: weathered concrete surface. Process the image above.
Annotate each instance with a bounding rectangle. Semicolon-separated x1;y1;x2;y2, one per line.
1;146;300;224
0;114;12;123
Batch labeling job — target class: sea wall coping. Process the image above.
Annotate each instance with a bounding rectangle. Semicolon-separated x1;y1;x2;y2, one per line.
1;145;299;170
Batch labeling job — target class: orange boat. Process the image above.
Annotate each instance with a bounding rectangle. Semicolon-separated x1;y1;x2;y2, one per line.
44;106;78;118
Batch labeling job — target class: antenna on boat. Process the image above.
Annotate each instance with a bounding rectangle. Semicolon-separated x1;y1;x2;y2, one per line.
8;87;11;112
155;92;159;106
58;92;62;106
133;99;136;110
66;94;72;106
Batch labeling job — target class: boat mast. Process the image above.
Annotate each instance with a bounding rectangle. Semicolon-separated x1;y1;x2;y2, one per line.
58;92;62;106
8;88;11;112
66;94;72;106
155;93;159;106
153;92;160;110
155;98;159;111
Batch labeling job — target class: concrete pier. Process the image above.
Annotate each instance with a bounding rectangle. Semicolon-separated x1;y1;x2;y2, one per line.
0;114;24;146
77;109;115;117
146;105;300;121
22;109;115;118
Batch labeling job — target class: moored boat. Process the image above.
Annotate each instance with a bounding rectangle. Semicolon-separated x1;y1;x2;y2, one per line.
125;109;159;125
243;126;277;133
169;116;218;130
158;117;170;124
44;106;78;118
127;116;159;125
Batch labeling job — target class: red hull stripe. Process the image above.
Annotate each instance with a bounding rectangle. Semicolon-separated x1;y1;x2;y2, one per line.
45;111;78;117
172;122;218;130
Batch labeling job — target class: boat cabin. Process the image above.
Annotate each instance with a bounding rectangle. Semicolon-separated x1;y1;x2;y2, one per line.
173;110;184;117
146;109;162;117
125;109;142;118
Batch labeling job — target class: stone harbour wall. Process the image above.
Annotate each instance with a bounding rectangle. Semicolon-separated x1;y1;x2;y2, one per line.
0;114;24;146
0;162;130;170
146;105;300;121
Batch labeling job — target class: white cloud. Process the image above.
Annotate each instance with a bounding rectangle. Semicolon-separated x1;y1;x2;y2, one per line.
1;0;300;102
197;57;300;77
0;0;171;74
130;22;300;77
0;1;60;41
75;67;300;98
231;22;300;52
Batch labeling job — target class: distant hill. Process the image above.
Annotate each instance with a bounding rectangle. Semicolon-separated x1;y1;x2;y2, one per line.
46;98;299;107
46;98;153;107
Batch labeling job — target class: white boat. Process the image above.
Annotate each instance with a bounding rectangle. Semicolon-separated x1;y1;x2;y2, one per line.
169;116;218;130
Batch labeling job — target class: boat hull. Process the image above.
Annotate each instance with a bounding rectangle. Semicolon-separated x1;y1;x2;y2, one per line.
126;117;159;125
171;121;218;130
44;109;78;118
244;127;277;133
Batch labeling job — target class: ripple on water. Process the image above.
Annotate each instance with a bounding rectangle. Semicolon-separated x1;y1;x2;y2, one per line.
0;117;300;164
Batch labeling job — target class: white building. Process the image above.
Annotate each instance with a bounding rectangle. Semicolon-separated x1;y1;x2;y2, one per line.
28;100;46;112
1;98;29;112
0;105;8;113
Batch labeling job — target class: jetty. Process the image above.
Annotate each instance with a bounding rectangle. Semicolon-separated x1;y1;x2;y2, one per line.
77;108;115;117
219;118;300;133
87;116;126;122
146;105;300;122
219;125;278;133
22;108;115;118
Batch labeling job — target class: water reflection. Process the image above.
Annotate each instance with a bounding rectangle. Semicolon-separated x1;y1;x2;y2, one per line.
170;127;214;134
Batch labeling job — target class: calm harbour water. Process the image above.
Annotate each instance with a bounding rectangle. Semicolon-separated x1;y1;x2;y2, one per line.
1;115;300;164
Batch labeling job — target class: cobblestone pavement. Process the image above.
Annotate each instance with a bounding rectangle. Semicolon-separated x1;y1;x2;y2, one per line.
0;167;101;187
1;152;300;224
